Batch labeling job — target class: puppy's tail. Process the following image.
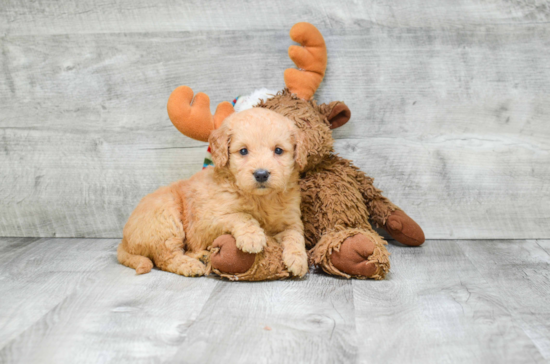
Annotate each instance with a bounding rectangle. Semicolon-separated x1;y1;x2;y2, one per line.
117;239;153;275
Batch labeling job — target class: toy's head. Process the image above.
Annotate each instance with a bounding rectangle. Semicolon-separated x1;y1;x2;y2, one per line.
209;108;305;195
166;22;350;172
257;90;350;172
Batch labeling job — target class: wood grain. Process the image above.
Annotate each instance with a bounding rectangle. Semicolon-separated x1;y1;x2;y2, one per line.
2;0;550;35
0;237;116;348
352;240;545;363
1;2;550;239
459;240;550;359
0;237;218;363
170;276;357;363
1;238;549;363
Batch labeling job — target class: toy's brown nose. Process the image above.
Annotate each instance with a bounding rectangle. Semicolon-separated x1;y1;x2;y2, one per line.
253;169;270;183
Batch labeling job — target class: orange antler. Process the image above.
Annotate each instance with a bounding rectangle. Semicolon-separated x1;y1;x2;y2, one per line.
284;22;327;100
167;86;234;142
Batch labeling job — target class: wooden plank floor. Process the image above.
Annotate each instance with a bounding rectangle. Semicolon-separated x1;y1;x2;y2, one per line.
1;238;549;363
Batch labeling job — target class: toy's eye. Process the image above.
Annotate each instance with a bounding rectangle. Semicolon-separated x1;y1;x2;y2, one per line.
274;147;283;155
239;148;248;156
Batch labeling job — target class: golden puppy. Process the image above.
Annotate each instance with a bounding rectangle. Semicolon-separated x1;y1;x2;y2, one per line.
117;108;308;277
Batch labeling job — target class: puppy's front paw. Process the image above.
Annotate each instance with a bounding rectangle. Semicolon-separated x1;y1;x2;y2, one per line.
176;259;206;277
236;230;266;254
283;248;308;278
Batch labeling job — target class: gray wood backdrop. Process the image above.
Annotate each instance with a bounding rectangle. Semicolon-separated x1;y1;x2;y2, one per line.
1;0;549;239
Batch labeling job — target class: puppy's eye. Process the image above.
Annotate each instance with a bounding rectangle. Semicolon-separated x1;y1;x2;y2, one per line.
239;148;248;156
274;147;283;155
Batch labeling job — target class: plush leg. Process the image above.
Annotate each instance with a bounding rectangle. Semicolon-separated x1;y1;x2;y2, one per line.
354;169;425;246
210;235;256;274
210;235;290;281
152;237;207;277
383;210;425;246
309;228;390;280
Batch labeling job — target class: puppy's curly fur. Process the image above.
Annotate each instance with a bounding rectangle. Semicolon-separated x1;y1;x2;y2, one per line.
117;108;308;277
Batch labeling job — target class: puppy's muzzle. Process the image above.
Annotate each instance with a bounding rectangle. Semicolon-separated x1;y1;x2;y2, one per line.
253;169;270;183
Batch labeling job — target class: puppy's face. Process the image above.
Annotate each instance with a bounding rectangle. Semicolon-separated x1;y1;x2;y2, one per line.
209;108;304;195
255;90;351;172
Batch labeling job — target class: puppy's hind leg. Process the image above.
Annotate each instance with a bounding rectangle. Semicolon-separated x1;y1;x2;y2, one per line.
117;239;154;275
153;237;206;277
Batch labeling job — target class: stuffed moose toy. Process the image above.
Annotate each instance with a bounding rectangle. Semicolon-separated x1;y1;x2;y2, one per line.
166;22;425;281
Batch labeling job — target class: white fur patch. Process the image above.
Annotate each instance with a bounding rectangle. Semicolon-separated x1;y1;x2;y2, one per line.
234;88;279;112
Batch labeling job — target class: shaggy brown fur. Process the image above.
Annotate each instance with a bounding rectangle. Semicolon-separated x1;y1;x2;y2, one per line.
255;90;395;279
166;22;425;281
118;108;308;278
210;89;425;280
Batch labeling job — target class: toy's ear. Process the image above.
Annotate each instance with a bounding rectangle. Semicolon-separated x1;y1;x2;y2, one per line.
328;102;351;129
209;121;231;168
294;130;308;172
320;101;351;129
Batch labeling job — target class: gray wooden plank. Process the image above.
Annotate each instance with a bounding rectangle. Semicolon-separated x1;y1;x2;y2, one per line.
538;240;550;256
0;240;218;363
1;238;550;363
0;237;117;348
2;0;550;36
352;241;545;363
169;275;357;364
459;240;550;360
336;137;550;240
2;26;550;238
0;237;40;257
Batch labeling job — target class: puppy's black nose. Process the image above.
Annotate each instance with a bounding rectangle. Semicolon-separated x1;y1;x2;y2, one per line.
253;169;270;183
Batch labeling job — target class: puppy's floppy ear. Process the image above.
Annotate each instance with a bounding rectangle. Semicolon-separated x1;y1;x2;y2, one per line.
294;130;308;172
209;122;231;168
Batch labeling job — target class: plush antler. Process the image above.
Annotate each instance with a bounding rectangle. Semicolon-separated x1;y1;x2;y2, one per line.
167;86;234;142
284;22;327;100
